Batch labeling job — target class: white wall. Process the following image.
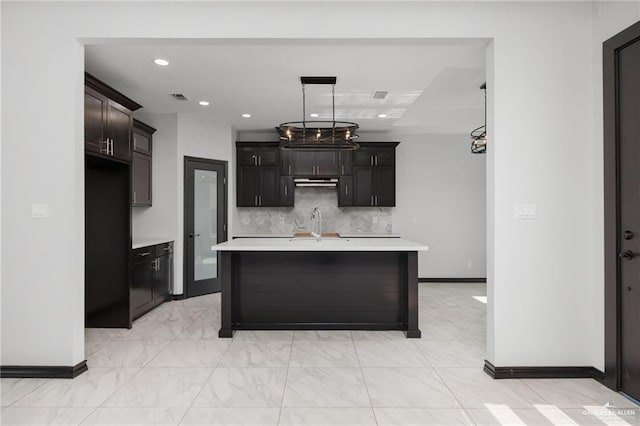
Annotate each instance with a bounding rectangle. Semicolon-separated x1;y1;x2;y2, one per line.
392;133;486;278
131;113;180;289
1;0;637;369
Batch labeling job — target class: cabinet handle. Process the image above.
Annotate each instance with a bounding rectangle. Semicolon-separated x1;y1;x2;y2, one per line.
341;165;345;175
345;184;348;196
133;191;136;204
371;195;374;206
288;165;291;175
138;251;151;257
254;195;258;206
284;185;288;196
258;156;262;166
162;247;171;251
375;195;378;206
375;156;378;166
259;195;262;206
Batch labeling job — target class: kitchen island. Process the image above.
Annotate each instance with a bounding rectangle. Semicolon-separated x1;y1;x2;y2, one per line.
213;237;428;338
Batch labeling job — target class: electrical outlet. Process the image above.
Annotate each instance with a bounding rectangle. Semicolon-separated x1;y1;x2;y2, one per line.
31;203;49;219
514;203;537;219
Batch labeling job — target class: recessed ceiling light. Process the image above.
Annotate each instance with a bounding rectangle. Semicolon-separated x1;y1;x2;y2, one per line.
153;58;169;66
377;113;388;118
310;113;319;118
242;113;251;118
198;101;210;106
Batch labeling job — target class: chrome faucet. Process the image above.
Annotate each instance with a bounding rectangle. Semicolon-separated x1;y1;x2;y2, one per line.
310;207;322;241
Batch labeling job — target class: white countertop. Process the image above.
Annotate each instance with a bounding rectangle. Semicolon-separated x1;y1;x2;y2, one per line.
233;233;402;239
214;237;428;252
132;238;174;249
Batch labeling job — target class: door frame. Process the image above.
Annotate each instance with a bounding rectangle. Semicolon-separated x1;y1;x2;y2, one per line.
183;156;228;298
603;20;640;391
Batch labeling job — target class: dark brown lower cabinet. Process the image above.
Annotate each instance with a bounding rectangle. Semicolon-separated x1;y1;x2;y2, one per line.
131;242;173;320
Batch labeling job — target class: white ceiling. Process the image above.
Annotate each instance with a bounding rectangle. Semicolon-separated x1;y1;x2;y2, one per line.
85;39;488;135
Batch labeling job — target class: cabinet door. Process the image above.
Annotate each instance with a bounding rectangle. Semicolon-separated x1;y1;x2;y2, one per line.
292;151;315;176
353;147;375;166
258;147;279;166
84;87;107;154
133;129;152;155
280;149;293;176
374;166;395;206
338;151;352;176
154;253;172;304
353;166;374;206
315;151;339;177
338;176;353;207
132;152;152;207
107;101;132;162
132;254;155;319
280;176;294;206
373;148;395;166
237;147;260;166
259;166;279;207
237;167;259;206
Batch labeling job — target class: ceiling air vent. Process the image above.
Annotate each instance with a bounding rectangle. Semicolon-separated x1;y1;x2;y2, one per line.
170;93;189;101
372;91;388;100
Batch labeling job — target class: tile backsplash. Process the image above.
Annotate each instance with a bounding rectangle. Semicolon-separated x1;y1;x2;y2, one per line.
236;187;392;235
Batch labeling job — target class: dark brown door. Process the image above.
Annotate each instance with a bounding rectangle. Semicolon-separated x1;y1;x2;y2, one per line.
107;101;132;162
132;152;152;206
84;87;107;154
375;166;395;207
353;166;374;206
259;167;279;206
618;36;640;402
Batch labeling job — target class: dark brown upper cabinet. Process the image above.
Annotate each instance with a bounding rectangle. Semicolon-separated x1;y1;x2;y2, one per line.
84;73;142;163
132;119;156;207
349;142;399;207
282;150;339;177
236;142;282;207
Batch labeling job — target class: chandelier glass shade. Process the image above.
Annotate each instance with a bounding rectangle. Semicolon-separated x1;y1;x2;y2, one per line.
278;77;360;151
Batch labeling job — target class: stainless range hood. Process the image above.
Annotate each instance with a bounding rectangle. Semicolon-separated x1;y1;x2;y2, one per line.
294;178;338;187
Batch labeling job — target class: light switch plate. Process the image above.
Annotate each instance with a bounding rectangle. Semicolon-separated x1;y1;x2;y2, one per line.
32;203;49;219
514;203;537;219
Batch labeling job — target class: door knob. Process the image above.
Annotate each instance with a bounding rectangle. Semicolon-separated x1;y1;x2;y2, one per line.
627;286;632;291
623;230;634;240
189;233;200;238
619;250;635;260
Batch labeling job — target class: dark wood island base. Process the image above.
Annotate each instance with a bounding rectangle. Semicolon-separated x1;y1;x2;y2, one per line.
218;250;421;338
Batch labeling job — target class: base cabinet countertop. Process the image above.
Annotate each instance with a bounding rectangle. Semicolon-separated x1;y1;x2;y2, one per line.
132;237;174;249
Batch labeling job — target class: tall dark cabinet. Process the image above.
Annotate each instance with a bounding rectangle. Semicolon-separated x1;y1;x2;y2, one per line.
84;73;141;329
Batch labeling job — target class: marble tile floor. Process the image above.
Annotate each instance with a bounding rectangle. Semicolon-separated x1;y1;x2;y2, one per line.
2;283;639;425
